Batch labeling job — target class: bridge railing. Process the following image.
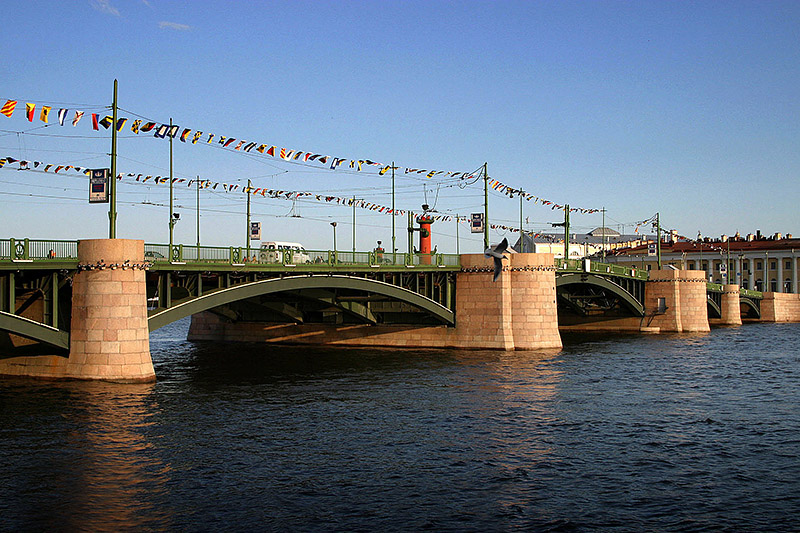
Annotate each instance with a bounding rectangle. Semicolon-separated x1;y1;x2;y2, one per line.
556;257;649;280
0;238;78;261
740;288;763;299
706;283;724;293
141;243;461;268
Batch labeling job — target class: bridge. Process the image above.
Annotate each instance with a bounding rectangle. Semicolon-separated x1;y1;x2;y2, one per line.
2;237;785;383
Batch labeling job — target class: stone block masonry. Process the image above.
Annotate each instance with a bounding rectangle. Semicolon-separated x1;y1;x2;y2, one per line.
761;292;800;322
643;269;710;333
189;253;563;351
0;239;155;382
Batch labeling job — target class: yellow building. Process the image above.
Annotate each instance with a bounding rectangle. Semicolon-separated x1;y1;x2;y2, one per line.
606;232;800;293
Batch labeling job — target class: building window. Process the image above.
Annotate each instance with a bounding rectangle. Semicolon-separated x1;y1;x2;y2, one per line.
687;261;695;269
771;279;778;292
786;260;792;270
702;261;708;271
756;260;762;271
742;259;749;270
742;280;748;289
770;261;777;270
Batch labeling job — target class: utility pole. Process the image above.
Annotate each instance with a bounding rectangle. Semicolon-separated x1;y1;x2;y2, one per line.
196;176;200;256
352;195;357;254
551;205;570;260
246;179;252;257
519;190;524;252
109;79;118;238
456;214;460;255
168;118;175;257
656;212;662;270
601;207;607;262
391;162;396;261
483;162;489;249
407;211;413;255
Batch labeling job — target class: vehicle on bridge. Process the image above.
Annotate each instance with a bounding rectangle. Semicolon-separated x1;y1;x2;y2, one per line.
259;241;310;264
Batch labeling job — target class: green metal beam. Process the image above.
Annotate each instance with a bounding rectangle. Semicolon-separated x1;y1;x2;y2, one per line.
0;310;70;350
147;274;455;331
706;297;722;319
556;273;645;316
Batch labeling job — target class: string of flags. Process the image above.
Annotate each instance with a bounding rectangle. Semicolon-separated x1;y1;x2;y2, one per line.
1;99;475;182
0;155;457;221
2;97;601;214
486;178;599;214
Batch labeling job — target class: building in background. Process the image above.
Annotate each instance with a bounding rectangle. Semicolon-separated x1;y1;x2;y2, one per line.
605;231;800;293
514;227;656;260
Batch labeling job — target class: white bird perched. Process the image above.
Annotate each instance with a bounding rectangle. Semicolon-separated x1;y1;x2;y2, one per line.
484;238;509;281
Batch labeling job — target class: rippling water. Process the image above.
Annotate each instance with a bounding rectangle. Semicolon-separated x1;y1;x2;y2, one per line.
2;321;799;531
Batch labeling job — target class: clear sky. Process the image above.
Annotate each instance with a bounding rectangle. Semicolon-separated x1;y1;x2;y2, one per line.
1;0;798;253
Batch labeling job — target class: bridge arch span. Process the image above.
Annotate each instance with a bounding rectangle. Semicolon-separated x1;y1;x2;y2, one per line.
148;274;455;331
740;298;761;319
0;310;70;351
556;273;644;317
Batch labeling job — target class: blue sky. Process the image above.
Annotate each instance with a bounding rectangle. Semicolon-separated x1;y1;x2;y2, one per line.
1;0;798;252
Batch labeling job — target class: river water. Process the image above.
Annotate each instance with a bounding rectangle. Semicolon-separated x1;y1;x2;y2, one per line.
2;320;799;531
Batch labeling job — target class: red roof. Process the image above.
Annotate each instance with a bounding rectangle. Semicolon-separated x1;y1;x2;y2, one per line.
615;238;800;255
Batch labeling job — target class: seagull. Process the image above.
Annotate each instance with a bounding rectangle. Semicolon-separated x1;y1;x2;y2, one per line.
484;238;509;281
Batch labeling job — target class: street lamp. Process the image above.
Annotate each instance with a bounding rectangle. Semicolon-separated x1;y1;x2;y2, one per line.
330;221;337;263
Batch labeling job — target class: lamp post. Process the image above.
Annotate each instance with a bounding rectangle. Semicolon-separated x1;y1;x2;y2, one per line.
330;221;337;263
109;79;118;239
195;175;200;258
168;118;175;259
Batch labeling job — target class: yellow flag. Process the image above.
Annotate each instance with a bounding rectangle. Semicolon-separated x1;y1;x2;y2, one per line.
40;105;51;122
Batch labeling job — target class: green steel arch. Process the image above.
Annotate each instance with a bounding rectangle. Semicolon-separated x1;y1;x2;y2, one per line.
707;297;722;319
556;273;645;316
739;298;761;319
148;274;455;331
0;310;70;350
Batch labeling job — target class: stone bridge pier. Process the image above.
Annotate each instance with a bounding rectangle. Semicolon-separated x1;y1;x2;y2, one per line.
190;252;563;351
0;239;154;382
643;269;710;332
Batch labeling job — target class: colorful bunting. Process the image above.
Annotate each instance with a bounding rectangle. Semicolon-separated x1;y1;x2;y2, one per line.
1;100;16;118
26;103;35;122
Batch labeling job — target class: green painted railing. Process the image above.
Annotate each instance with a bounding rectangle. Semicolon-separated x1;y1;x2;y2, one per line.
555;257;649;281
0;239;459;268
0;238;78;261
740;288;763;299
144;243;460;268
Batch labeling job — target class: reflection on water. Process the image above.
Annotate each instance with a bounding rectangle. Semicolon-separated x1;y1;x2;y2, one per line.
2;320;799;531
0;380;173;531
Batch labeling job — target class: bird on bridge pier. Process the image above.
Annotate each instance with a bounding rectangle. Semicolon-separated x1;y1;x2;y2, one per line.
484;238;509;282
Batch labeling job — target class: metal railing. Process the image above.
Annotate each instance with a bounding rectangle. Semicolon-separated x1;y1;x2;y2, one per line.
739;288;763;299
142;243;461;268
0;238;78;261
556;257;650;281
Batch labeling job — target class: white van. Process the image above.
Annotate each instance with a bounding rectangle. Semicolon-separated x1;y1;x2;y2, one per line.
259;241;310;264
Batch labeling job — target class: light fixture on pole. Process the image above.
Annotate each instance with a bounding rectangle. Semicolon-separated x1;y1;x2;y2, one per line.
330;221;337;263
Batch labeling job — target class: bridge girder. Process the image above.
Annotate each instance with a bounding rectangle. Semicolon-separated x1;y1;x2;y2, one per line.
556;273;645;317
0;310;70;351
740;298;761;319
147;274;454;330
706;297;722;319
